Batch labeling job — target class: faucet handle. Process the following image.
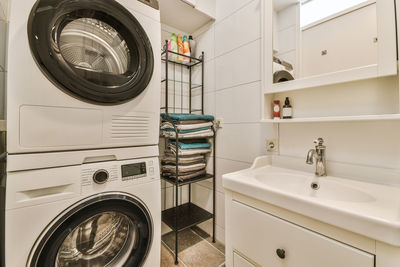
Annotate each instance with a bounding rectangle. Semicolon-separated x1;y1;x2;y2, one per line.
314;138;325;146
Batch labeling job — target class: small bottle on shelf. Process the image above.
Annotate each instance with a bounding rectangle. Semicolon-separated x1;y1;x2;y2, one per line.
177;34;184;63
273;100;281;120
169;33;178;61
282;97;293;119
183;35;190;63
189;35;196;57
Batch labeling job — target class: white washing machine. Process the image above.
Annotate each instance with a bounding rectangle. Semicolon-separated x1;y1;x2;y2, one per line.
1;151;161;267
6;0;161;154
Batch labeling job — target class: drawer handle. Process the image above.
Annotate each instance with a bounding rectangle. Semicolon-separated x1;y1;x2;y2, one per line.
276;249;286;259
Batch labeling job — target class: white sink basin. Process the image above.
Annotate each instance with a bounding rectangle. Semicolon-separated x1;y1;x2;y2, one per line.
254;173;376;203
223;157;400;246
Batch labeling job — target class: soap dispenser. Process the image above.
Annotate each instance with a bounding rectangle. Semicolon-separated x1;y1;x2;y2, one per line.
282;97;292;119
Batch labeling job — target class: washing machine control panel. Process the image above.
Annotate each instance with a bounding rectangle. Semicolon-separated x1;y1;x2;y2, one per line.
121;162;147;181
81;158;159;191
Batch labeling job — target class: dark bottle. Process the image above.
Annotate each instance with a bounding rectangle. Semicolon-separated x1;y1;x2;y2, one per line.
282;97;293;119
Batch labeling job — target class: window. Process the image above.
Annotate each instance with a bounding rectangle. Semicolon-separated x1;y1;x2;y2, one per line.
301;0;370;27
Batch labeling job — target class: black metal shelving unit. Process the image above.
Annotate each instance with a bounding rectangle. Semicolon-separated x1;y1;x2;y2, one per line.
160;41;216;265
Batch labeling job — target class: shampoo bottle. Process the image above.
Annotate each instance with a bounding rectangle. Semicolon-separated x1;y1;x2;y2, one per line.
183;35;191;63
177;34;184;63
169;33;178;61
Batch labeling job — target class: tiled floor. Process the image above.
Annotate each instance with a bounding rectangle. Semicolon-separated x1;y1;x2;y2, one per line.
161;226;225;267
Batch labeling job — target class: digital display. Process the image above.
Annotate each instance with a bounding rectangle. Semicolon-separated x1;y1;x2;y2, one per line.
121;162;146;178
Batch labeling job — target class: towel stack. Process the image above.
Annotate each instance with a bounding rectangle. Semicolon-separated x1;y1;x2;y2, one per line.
160;113;214;181
160;113;215;139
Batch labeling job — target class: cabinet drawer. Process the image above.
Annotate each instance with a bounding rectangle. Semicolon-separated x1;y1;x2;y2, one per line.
230;200;375;267
234;252;256;267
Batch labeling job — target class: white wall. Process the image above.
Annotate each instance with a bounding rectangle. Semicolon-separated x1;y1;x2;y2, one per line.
191;0;400;246
187;0;277;244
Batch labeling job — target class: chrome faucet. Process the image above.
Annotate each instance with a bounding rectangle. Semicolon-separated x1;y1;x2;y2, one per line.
306;138;327;177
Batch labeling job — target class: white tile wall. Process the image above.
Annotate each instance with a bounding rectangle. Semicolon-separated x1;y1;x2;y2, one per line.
189;0;274;244
215;39;261;90
216;123;268;163
193;24;215;59
280;120;400;169
216;81;261;123
216;0;254;21
0;19;7;72
215;0;261;57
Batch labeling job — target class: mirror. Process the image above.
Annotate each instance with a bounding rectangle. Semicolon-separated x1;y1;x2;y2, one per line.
272;0;379;84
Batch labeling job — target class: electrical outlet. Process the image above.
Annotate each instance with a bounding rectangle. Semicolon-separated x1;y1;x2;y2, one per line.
215;118;224;129
266;139;279;152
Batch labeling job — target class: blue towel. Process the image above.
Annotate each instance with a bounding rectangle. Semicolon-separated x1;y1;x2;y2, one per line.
161;113;214;122
169;140;211;150
164;127;211;134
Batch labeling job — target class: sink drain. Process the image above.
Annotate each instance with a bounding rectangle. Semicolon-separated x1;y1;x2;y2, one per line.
311;182;320;190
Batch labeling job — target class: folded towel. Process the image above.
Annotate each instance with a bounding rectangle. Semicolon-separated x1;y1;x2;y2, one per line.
161;121;213;131
162;158;205;165
164;153;204;160
163;169;207;181
162;163;206;174
161;113;214;122
168;146;211;156
168;140;211;150
162;129;214;139
177;120;209;125
163;127;211;134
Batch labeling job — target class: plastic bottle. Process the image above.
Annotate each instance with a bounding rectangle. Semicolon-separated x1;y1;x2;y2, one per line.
273;100;281;120
183;35;191;64
177;34;184;63
189;35;196;58
169;33;178;61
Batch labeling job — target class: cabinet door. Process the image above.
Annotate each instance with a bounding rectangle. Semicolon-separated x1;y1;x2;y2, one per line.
230;200;375;267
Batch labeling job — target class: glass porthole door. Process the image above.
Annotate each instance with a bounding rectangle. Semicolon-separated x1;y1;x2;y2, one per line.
28;0;154;104
29;194;153;267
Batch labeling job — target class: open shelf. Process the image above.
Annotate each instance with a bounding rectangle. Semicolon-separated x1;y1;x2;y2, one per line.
266;65;379;95
261;114;400;123
162;203;213;232
162;173;213;186
161;50;203;68
161;79;202;90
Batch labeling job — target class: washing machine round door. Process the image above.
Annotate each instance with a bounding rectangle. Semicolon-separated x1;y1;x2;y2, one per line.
28;0;154;104
29;194;153;267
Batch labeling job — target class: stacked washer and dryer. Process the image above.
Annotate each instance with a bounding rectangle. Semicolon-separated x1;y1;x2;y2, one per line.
1;0;162;266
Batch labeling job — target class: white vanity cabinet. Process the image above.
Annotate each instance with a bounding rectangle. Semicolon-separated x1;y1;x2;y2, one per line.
228;200;374;267
224;157;400;267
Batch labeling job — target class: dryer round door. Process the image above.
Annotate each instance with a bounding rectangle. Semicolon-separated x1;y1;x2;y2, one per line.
28;0;154;104
28;193;153;267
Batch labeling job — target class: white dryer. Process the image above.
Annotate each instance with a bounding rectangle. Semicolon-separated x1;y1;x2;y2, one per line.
6;0;161;154
2;153;161;267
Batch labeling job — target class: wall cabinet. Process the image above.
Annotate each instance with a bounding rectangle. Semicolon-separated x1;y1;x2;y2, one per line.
229;200;374;267
262;0;400;123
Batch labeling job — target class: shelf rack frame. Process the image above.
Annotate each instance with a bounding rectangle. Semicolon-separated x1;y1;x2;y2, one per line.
160;41;216;265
